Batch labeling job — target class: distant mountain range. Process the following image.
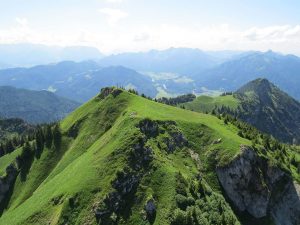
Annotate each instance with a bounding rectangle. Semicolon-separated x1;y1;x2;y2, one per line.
0;86;79;124
0;43;103;68
1;46;300;101
184;78;300;144
195;50;300;99
98;48;300;99
0;61;157;102
98;48;244;75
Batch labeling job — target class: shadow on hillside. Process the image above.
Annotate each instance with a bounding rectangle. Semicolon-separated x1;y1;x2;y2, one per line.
20;155;34;182
0;176;17;216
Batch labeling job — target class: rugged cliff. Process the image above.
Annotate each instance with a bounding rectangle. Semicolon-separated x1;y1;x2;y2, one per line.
217;146;300;225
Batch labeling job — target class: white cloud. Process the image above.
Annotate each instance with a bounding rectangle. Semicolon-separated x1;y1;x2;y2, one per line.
99;8;128;25
15;17;29;26
1;18;300;56
105;0;124;3
133;32;151;42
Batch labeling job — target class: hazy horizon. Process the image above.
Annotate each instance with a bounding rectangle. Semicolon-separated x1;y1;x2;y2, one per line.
0;42;297;58
1;0;300;55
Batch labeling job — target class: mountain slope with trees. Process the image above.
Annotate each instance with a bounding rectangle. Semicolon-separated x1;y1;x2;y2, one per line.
0;86;80;124
184;78;300;144
0;118;35;140
0;62;157;102
194;51;300;100
0;87;298;225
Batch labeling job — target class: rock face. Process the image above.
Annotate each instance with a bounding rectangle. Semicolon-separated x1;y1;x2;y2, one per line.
0;164;18;204
138;119;188;153
97;87;123;100
271;181;300;225
138;119;159;137
217;146;300;225
94;119;188;224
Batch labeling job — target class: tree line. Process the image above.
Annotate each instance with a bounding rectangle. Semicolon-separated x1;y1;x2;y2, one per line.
0;133;35;157
15;123;62;176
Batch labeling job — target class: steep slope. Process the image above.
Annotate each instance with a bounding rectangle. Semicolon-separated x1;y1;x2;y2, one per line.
0;88;298;225
0;86;79;124
0;62;157;102
195;51;300;99
184;78;300;144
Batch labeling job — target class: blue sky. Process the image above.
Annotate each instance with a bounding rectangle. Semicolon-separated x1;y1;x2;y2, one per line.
1;0;300;54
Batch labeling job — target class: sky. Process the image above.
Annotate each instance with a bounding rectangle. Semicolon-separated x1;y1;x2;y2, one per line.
1;0;300;54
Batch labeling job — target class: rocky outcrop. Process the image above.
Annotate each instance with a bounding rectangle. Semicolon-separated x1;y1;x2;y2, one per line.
271;182;300;225
217;146;300;225
165;129;188;153
94;119;187;224
130;141;153;170
139;119;188;153
94;123;154;224
97;87;123;100
94;169;142;223
138;119;159;137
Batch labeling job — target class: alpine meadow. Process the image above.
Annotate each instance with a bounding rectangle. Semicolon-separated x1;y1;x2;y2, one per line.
0;1;299;225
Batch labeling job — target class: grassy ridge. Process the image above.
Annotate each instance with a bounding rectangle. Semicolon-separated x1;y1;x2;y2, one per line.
0;89;250;225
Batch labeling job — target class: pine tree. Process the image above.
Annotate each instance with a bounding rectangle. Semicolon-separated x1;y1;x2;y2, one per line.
35;129;44;158
22;142;32;159
224;117;229;125
12;136;19;147
53;124;62;149
45;125;53;148
17;141;32;169
5;140;14;154
263;136;271;150
0;144;4;157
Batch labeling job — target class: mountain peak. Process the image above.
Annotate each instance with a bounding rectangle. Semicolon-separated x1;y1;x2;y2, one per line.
252;78;272;88
236;78;273;95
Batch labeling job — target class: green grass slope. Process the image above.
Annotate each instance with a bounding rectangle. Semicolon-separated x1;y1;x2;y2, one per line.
0;88;252;225
183;95;240;113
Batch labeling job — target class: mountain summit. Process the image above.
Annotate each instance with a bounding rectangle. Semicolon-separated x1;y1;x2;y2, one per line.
195;51;300;100
234;78;300;143
236;78;272;95
184;78;300;144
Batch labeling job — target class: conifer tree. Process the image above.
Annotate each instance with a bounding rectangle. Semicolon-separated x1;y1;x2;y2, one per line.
0;144;4;157
35;129;44;158
53;124;62;149
45;125;53;148
5;140;14;154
